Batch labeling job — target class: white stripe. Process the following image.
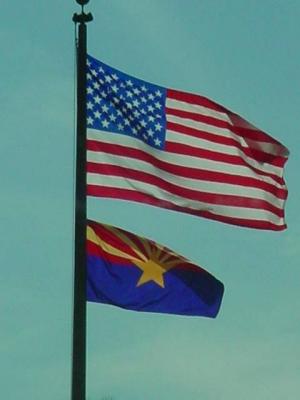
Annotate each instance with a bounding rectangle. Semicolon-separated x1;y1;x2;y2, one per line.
166;98;230;123
87;150;285;208
167;98;287;156
87;129;285;189
245;137;288;157
166;114;281;156
87;173;284;226
167;129;283;178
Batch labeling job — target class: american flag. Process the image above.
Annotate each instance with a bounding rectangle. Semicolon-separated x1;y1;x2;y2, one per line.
86;55;289;231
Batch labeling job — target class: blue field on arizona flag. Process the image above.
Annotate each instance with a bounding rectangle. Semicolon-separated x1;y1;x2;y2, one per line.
86;220;224;318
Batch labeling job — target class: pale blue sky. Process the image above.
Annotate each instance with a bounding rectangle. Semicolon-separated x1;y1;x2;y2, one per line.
1;1;299;399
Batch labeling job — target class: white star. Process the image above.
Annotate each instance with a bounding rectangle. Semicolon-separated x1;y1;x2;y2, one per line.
148;93;154;101
140;108;146;115
133;110;140;118
155;122;162;131
112;97;120;104
155;90;162;97
117;123;124;130
133;87;141;95
93;82;100;90
124;118;130;126
133;99;140;107
140;119;147;128
111;84;119;93
126;90;133;98
148;128;154;137
101;119;110;128
91;69;98;77
105;75;112;83
147;105;154;113
116;110;122;116
132;127;138;135
100;90;107;98
87;73;92;80
148;115;155;122
109;114;117;122
87;116;94;125
101;104;109;113
126;102;133;110
154;137;162;146
99;66;105;73
141;96;147;103
94;95;101;104
112;73;119;80
126;79;133;87
141;85;147;92
94;111;101;119
87;87;94;95
87;59;91;67
87;101;94;110
155;102;162;109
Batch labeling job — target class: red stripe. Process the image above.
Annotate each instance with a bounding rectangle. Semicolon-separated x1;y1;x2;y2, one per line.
167;121;239;148
167;121;285;168
172;263;207;274
165;142;285;185
87;164;284;217
168;88;229;113
166;107;287;166
87;186;286;231
87;140;287;199
227;112;288;152
167;89;288;153
166;105;230;129
87;240;131;265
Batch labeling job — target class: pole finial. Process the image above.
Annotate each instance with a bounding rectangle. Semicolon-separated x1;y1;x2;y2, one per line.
73;0;93;24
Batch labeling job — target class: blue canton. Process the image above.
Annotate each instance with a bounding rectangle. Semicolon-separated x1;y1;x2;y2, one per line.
86;55;167;150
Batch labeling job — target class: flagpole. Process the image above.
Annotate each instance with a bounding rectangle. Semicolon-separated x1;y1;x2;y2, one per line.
72;2;93;400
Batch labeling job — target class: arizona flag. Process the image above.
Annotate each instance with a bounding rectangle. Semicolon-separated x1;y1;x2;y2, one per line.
87;220;224;318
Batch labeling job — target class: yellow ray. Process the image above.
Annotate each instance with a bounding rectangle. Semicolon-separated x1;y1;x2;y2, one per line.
104;224;147;262
87;226;141;264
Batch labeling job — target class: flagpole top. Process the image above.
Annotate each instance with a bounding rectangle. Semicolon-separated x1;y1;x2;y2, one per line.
73;0;93;24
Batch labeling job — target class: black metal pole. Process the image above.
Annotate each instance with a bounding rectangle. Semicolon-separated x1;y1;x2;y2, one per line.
72;2;93;400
